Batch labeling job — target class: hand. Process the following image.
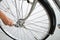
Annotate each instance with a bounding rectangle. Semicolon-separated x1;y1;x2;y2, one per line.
0;11;14;26
1;17;14;26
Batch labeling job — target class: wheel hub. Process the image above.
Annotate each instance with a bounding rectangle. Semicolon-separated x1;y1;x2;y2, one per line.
16;19;25;27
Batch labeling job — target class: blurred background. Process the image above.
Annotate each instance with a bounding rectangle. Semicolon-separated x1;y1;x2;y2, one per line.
0;0;60;40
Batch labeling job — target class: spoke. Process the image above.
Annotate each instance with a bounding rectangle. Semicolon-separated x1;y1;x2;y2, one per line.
0;6;6;12
11;0;15;6
0;4;7;12
22;29;26;40
3;0;17;19
23;28;38;40
33;21;49;24
26;28;38;40
34;5;42;10
21;28;24;40
24;3;29;18
24;26;47;33
34;2;43;11
30;9;44;16
20;28;22;40
27;19;48;22
0;3;9;12
23;28;33;40
20;0;24;18
18;0;21;19
14;0;18;19
25;22;48;29
26;20;49;24
0;3;6;10
14;0;20;19
27;14;46;21
23;25;47;33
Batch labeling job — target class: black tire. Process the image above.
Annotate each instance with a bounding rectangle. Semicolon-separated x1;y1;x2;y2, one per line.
38;0;56;40
0;0;56;40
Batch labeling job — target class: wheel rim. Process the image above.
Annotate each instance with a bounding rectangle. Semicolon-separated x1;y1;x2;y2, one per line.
0;0;51;40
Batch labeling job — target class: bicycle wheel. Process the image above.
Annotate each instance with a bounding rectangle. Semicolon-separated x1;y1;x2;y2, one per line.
54;0;60;9
0;0;56;40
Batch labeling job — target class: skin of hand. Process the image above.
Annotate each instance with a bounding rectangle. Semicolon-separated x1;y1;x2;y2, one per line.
0;10;14;26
